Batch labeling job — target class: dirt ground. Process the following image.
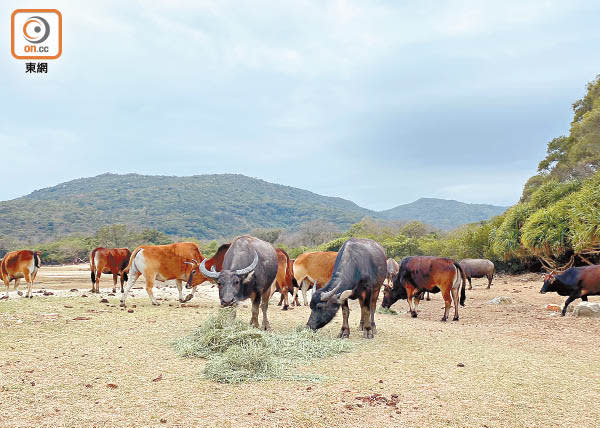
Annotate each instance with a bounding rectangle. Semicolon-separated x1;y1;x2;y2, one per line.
1;266;599;428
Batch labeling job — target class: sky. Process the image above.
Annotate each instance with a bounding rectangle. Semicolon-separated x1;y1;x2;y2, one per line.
1;0;600;210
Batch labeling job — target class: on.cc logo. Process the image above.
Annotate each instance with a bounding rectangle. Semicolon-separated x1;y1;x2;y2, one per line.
23;16;50;44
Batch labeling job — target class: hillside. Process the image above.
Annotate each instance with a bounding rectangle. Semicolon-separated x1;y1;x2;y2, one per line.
379;198;508;230
0;173;506;242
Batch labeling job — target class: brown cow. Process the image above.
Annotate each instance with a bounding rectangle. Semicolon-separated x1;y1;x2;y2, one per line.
0;250;41;299
271;248;295;310
292;251;337;306
382;256;467;321
185;243;230;290
121;242;209;306
89;247;132;293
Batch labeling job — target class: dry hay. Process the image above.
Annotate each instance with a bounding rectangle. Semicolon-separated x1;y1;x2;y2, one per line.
173;308;354;383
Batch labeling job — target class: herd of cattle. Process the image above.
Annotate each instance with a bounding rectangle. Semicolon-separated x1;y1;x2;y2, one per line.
1;235;599;337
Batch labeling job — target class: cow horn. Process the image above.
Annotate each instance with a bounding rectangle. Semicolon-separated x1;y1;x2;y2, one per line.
234;251;258;275
336;289;353;304
184;261;195;266
320;284;340;301
199;258;220;279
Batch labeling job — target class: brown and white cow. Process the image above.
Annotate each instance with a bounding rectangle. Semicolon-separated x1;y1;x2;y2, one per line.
292;251;337;306
271;248;295;310
121;242;209;306
0;250;41;299
89;247;132;294
382;256;467;321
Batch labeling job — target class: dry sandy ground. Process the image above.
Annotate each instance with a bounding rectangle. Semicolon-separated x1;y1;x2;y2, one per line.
1;266;599;428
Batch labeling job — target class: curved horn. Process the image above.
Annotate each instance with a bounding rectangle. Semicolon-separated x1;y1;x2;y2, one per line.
199;258;220;279
320;284;340;301
336;290;353;304
234;251;258;275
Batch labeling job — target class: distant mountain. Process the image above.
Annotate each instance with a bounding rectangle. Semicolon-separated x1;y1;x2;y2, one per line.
0;173;507;242
379;197;508;230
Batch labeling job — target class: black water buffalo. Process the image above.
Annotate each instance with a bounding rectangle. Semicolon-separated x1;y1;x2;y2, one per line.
459;258;495;289
382;256;466;321
198;235;278;329
540;265;600;316
306;238;386;339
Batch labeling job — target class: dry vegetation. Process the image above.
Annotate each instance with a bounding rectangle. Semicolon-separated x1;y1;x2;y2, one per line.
1;266;599;427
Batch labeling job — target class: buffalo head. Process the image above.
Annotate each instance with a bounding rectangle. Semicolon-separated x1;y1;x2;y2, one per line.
198;251;259;307
540;271;557;294
306;285;353;330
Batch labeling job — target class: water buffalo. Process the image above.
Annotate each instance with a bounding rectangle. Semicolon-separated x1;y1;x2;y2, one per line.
540;265;600;316
306;238;386;339
382;256;466;321
199;235;278;330
459;258;495;289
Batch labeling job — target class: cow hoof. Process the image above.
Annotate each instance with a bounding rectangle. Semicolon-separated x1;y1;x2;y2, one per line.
411;311;417;318
453;316;459;321
152;302;160;306
441;317;447;322
183;294;193;302
358;322;364;331
261;324;271;331
363;330;374;339
338;329;350;339
426;297;431;301
282;305;288;311
120;302;126;307
28;295;33;299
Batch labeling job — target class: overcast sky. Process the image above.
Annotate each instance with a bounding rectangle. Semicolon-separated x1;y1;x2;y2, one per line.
2;1;599;209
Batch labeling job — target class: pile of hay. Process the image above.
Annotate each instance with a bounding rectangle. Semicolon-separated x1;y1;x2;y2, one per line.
174;309;354;383
376;307;398;315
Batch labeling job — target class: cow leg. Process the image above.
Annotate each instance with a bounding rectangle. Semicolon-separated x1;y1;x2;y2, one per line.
277;292;284;306
301;279;312;306
2;278;11;299
249;291;260;329
562;293;580;316
260;288;271;331
487;274;493;288
23;271;34;299
120;275;125;294
176;279;185;302
120;263;141;307
451;285;460;321
468;277;472;290
14;278;21;296
92;271;101;293
112;274;118;293
281;288;289;311
581;295;588;301
425;291;431;301
360;298;374;339
338;300;350;338
370;285;381;335
405;285;417;318
441;288;452;321
145;277;160;306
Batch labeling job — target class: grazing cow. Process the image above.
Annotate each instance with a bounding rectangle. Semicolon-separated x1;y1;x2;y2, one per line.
121;242;209;306
307;238;386;339
382;256;466;321
89;247;132;293
272;248;295;310
0;250;41;299
540;265;600;316
292;251;337;306
198;235;278;330
459;258;495;289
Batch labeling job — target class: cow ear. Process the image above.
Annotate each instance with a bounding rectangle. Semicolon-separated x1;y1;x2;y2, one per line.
242;271;255;284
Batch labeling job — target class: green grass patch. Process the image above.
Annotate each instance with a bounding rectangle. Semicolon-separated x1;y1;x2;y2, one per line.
174;309;354;383
376;307;398;315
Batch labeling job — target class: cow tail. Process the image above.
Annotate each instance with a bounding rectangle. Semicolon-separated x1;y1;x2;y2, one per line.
34;252;41;268
124;247;142;275
454;262;467;306
90;249;97;285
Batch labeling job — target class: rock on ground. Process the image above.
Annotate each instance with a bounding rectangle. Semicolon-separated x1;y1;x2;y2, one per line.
573;302;600;318
488;296;513;305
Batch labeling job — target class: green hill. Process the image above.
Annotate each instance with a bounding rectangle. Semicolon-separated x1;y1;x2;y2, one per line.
0;173;506;242
379;198;508;230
